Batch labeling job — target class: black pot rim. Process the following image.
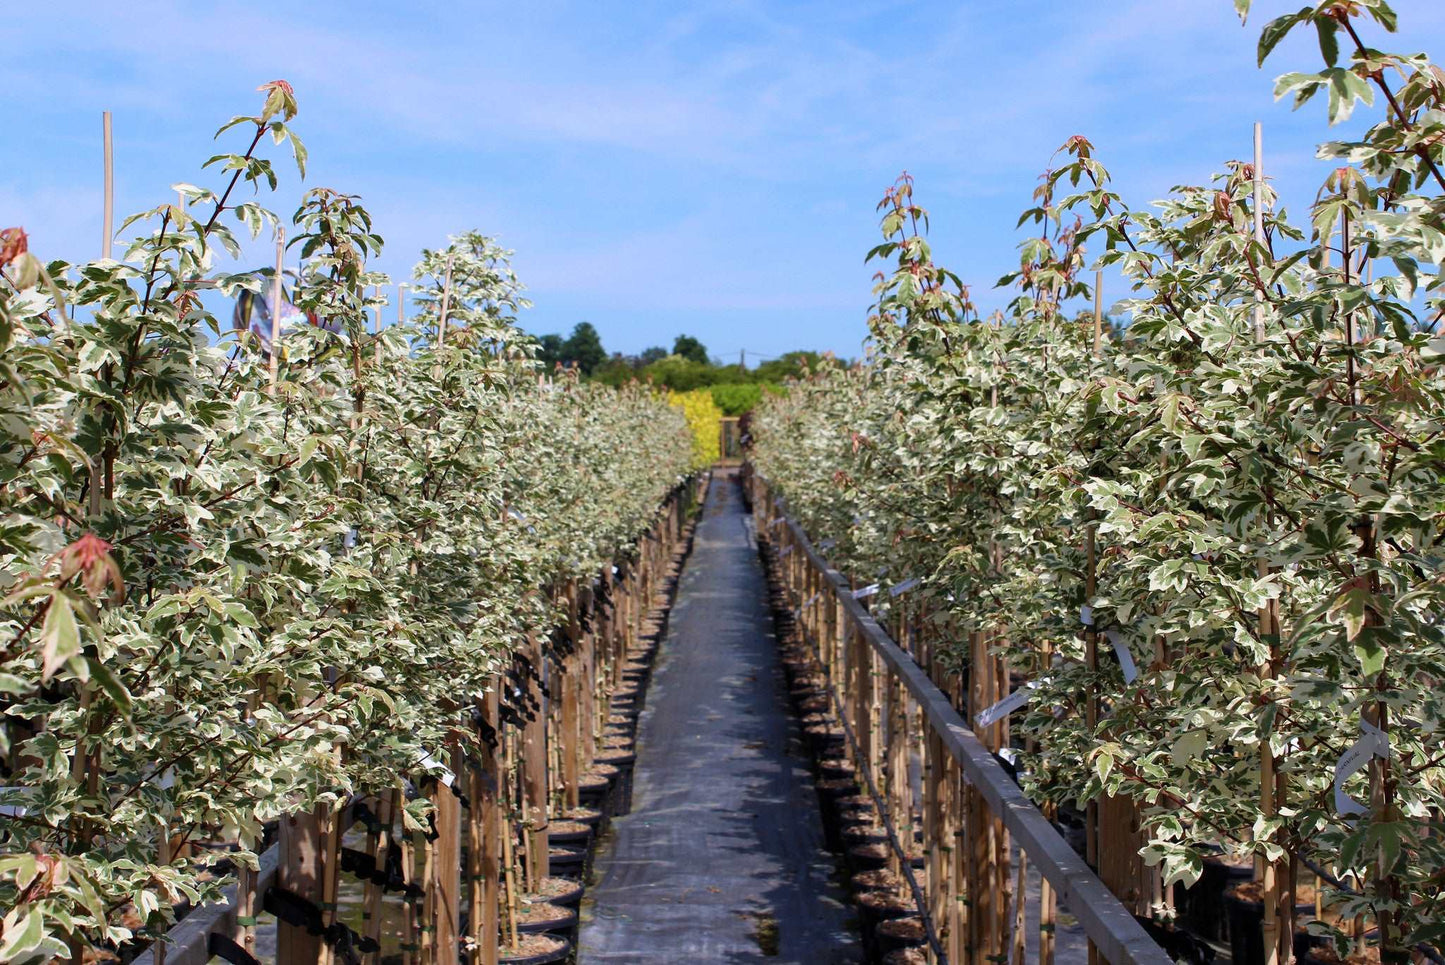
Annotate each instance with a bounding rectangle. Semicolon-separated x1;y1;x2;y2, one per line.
497;934;572;964
515;901;579;934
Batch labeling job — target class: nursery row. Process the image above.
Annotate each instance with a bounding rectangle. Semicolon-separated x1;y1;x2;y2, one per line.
751;3;1445;963
0;82;694;962
751;480;1168;965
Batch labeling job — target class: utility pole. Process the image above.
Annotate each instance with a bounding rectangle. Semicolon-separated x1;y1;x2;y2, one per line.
739;348;745;371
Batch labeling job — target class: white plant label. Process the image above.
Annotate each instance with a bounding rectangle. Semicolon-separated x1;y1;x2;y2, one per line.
419;752;456;788
852;583;879;600
1080;604;1094;627
976;681;1038;729
889;576;921;597
1105;629;1139;683
806;592;821;607
769;516;784;529
819;538;837;551
1333;719;1390;817
780;544;793;558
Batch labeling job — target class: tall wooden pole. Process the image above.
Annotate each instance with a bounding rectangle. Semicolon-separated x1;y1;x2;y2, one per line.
269;228;285;386
90;112;114;521
278;809;326;965
101;112;113;260
437;253;455;346
1253;121;1267;341
1085;269;1103;965
1253;122;1289;965
431;758;462;965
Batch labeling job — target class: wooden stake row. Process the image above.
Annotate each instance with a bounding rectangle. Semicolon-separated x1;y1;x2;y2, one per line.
751;472;1174;965
120;477;704;965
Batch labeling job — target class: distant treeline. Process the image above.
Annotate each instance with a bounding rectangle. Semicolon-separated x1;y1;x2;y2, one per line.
532;322;835;415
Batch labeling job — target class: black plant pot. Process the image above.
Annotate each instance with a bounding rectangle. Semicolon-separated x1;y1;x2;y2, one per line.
538;876;585;908
846;841;890;872
516;901;579;936
596;753;637;814
876;916;927;955
1176;853;1252;942
1225;888;1314;965
498;935;571;964
548;846;587;878
856;889;915;957
548;826;593;849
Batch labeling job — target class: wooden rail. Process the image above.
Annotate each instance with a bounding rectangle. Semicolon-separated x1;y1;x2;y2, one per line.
752;473;1171;965
132;846;280;965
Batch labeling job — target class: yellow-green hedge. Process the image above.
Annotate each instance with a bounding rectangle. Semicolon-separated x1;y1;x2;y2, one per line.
668;388;722;467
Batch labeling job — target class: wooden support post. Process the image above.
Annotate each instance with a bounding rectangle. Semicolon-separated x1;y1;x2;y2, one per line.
362;793;396;962
522;635;550;888
469;707;499;965
881;667;901;879
926;729;947;960
968;629;996;965
278;809;326;965
318;806;343;965
561;583;581;810
579;585;597;766
430;758;462;965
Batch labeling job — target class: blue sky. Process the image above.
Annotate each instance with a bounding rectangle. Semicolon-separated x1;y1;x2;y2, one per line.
4;1;1443;364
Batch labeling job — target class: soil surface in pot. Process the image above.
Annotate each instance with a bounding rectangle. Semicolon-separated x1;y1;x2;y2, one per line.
497;932;569;963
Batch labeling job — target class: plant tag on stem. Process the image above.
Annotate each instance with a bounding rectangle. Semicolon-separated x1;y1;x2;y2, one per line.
1333;719;1389;816
976;681;1038;730
1080;604;1093;626
1105;629;1138;683
852;583;879;600
818;538;836;551
889;577;920;598
418;752;455;788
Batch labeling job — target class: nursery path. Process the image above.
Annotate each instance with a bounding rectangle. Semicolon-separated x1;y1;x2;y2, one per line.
579;470;859;963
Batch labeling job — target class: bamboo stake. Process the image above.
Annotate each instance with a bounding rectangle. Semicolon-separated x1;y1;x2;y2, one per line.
473;690;501;965
522;634;550;889
1012;852;1028;965
235;689;263;958
269;227;285;386
363;791;397;962
420;830;436;965
1085;269;1104;965
318;806;343;965
1253;121;1267;341
401;824;420;965
89;111;114;521
437;252;455;346
1253;123;1292;965
500;737;521;951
